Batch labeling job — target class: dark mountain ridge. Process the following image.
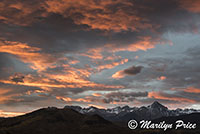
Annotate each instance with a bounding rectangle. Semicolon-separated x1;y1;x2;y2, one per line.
0;107;131;134
65;101;200;122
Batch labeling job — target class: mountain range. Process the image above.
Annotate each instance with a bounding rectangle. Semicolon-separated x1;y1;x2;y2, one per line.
65;101;200;122
0;101;200;134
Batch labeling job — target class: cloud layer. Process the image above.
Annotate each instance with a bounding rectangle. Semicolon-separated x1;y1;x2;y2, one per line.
0;0;200;115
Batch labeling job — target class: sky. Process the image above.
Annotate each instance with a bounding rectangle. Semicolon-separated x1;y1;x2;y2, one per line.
0;0;200;117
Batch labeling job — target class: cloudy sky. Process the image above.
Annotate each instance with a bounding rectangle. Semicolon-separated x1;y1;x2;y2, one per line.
0;0;200;117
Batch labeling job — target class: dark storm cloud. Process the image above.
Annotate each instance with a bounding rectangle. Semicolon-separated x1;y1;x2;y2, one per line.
123;66;143;75
10;73;25;83
0;0;199;54
0;0;46;26
112;65;143;79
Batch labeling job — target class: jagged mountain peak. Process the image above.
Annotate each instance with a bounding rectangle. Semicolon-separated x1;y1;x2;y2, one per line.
122;105;130;109
148;101;168;110
87;106;98;109
152;101;161;105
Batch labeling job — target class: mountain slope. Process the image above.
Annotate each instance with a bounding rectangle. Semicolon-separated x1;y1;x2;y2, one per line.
0;107;131;134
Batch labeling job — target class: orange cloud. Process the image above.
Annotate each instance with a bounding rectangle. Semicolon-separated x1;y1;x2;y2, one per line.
104;55;122;61
180;0;200;13
88;104;105;109
56;96;93;103
45;0;152;32
171;87;200;94
44;71;119;89
0;88;12;103
0;79;66;89
0;88;23;104
92;93;102;97
0;70;123;92
25;89;46;95
148;91;195;103
157;76;166;80
109;36;159;52
79;47;103;60
0;110;25;117
0;40;125;91
97;59;128;71
80;37;160;61
0;41;61;71
0;0;46;26
76;98;92;103
112;70;125;79
68;60;80;65
0;0;153;32
135;56;139;59
184;87;200;93
56;96;72;102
